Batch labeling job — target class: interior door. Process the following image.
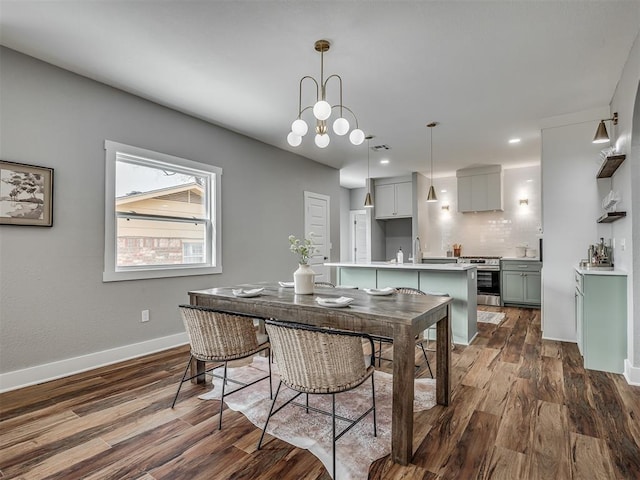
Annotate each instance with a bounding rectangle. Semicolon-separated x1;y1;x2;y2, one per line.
304;191;330;282
350;210;370;263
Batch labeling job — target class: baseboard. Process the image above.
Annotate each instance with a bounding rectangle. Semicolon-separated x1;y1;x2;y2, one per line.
624;359;640;386
0;332;189;393
541;334;576;343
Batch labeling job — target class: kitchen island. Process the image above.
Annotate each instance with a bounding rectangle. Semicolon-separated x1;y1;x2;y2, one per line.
325;261;478;345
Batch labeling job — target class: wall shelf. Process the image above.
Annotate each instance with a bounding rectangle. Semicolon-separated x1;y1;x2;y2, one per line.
597;211;626;223
596;154;626;178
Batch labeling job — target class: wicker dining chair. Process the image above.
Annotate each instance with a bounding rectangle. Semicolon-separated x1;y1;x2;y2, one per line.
172;305;272;430
372;287;447;378
420;291;453;354
257;320;377;479
314;281;336;288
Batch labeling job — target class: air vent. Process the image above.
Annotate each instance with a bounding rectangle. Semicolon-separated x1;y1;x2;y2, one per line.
371;144;391;151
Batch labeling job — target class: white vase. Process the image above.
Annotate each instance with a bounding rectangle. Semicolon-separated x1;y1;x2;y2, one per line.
293;263;315;294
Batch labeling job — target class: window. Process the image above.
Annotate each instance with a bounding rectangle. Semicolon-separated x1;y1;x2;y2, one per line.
104;140;222;281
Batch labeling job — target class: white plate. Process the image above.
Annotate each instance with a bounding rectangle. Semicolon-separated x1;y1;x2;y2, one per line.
232;288;264;298
278;281;295;288
363;287;395;296
315;296;354;308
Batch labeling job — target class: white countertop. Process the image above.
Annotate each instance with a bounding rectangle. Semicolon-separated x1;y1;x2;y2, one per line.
574;265;627;276
325;261;476;271
502;257;541;261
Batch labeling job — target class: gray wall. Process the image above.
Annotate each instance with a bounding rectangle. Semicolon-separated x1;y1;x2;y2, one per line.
0;47;341;378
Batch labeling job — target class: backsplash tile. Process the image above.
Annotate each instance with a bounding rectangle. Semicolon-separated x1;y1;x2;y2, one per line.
421;165;542;258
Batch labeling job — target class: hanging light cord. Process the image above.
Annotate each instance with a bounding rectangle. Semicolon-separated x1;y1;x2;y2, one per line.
430;126;433;184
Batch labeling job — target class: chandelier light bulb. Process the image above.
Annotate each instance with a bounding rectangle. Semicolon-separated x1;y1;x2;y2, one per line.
287;132;302;147
333;117;350;136
315;133;330;148
291;118;309;136
313;100;332;121
349;128;365;145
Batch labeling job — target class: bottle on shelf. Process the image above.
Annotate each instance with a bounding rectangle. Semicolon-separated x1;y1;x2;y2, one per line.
397;247;404;264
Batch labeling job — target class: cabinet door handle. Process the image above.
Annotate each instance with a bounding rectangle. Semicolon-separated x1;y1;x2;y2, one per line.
518;265;529;268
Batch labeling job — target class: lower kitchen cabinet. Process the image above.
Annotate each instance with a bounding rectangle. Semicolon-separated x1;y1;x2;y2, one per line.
574;268;627;374
501;260;541;307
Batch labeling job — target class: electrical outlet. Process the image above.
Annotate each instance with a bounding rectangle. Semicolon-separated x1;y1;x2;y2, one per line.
141;309;150;322
620;238;626;251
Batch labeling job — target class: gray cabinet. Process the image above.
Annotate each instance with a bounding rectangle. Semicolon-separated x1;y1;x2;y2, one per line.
501;260;541;307
375;181;412;219
456;165;503;212
574;269;627;374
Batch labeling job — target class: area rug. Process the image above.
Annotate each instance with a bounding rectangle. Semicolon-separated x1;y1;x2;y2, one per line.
198;356;436;479
477;310;505;324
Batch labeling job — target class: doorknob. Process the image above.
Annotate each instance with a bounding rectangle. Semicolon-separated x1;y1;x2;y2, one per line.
324;256;328;260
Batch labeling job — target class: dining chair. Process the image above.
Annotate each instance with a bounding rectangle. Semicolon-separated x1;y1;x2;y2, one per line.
373;287;448;378
421;291;454;354
172;305;272;430
257;319;377;479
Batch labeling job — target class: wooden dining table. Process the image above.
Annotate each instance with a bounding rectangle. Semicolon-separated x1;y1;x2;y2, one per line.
188;283;452;466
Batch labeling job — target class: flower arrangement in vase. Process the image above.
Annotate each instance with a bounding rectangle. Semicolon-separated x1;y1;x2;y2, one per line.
288;234;317;294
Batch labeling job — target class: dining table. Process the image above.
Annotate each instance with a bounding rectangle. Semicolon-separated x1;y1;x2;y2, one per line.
187;283;452;466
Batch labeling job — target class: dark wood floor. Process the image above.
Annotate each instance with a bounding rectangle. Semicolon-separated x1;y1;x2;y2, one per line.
2;307;640;479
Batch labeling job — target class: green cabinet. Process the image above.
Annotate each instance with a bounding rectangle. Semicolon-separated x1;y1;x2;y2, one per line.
574;269;627;374
501;260;541;307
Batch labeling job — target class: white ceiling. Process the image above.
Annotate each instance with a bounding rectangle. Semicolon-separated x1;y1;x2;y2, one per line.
1;1;639;188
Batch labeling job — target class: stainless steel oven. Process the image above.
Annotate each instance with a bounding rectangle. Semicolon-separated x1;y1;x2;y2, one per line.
457;256;501;306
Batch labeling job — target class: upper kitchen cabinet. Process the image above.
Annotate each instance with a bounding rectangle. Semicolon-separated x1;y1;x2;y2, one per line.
456;165;503;213
374;176;413;219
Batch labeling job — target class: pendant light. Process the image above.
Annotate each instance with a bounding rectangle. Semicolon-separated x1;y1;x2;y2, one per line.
364;135;374;208
426;122;438;202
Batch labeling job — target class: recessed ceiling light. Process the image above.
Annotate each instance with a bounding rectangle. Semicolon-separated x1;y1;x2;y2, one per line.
380;159;389;164
508;138;521;144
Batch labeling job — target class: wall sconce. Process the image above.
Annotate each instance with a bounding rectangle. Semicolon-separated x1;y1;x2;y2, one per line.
519;199;529;206
441;205;450;211
593;112;618;144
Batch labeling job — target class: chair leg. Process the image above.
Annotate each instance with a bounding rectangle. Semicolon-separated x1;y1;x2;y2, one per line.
306;393;309;414
171;355;193;408
268;347;273;400
371;373;377;437
218;361;228;430
332;393;336;480
257;380;283;449
377;339;383;367
419;342;434;379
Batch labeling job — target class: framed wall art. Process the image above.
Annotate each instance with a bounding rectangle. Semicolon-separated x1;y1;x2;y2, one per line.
0;160;54;227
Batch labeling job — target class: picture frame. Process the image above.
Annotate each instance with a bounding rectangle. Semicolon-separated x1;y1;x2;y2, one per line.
0;160;54;227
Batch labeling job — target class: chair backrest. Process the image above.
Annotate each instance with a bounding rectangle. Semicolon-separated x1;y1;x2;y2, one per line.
265;320;374;394
395;287;426;295
178;305;261;361
314;281;336;288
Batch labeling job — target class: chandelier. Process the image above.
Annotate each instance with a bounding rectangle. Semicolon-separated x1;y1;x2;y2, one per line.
287;39;365;149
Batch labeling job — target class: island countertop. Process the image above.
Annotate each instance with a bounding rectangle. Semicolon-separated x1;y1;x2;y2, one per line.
324;261;476;271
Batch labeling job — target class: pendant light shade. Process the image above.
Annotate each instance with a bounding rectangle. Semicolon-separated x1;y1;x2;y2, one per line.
364;191;373;207
427;185;437;202
592;112;618;144
426;122;439;203
364;135;374;208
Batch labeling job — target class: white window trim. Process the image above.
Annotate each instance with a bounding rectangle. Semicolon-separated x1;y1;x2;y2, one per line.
103;140;222;282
